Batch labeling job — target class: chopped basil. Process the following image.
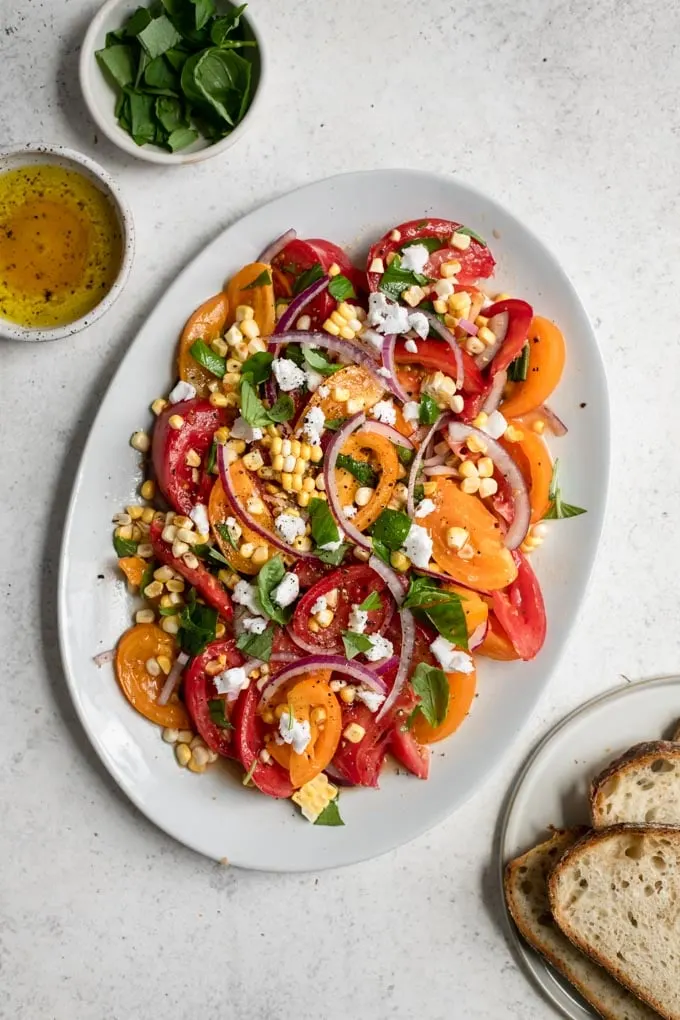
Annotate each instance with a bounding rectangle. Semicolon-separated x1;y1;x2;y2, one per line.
543;460;587;520
243;268;272;289
314;797;344;826
236;624;274;662
342;631;373;660
256;555;292;626
194;542;231;566
507;344;530;382
240;351;273;385
267;393;295;423
396;445;414;467
303;347;342;376
413;484;425;504
205;439;217;475
158;604;179;616
401;236;443;255
316;542;349;566
140;560;155;592
293;262;324;295
239;379;294;427
336;453;378;488
215;521;238;550
137;14;182;58
379;254;430;301
411;663;449;728
113;535;138;557
283;344;304;367
419;393;440;425
358;592;382;612
457;225;487;247
403;576;468;649
324;417;348;432
208;698;233;729
96;44;137;88
242;758;258;785
308;498;340;550
328;274;356;301
178;588;217;655
189;339;226;377
371;508;412;552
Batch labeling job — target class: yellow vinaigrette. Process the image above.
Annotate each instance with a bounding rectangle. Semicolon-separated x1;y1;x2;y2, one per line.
0;164;123;328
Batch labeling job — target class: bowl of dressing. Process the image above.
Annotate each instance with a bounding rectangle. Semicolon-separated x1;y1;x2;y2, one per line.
0;144;134;342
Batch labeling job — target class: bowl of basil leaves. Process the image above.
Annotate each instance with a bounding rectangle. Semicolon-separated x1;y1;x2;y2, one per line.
80;0;265;164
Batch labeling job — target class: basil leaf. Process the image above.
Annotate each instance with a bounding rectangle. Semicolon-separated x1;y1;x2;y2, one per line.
239;378;273;428
215;521;238;550
243;268;272;289
314;798;344;826
208;698;233;728
158;604;178;616
194;542;230;566
189;47;251;125
140;560;155;593
316;542;349;566
371;538;391;566
342;631;373;660
191;0;216;31
205;440;217;475
328;274;356;301
542;460;587;520
457;225;487;247
324;417;348;432
236;624;274;662
403;576;468;649
396;445;414;467
371;508;412;552
411;663;449;728
124;7;153;36
419;393;440;425
401;237;443;255
256;555;292;626
144;54;179;92
413;484;425;505
267;394;295;423
96;45;137;88
155;95;186;133
303;347;342;376
127;89;157;145
138;15;182;58
283;343;304;367
336;454;377;488
293;262;323;295
178;588;217;655
114;535;138;557
189;339;225;377
358;592;382;612
240;351;273;385
210;3;247;44
167;127;198;151
379;254;430;301
507;344;529;382
308;498;339;549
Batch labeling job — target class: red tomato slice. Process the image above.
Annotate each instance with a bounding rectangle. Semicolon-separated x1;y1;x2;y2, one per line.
184;639;244;757
149;519;233;621
395;338;485;396
491;551;546;660
483;298;533;376
292;558;335;590
367;218;495;292
390;726;430;779
232;682;294;799
272;238;365;328
152;399;227;516
291;565;394;654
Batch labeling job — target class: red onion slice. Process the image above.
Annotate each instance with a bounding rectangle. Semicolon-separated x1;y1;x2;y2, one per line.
367;554;408;605
475;310;508;369
458;318;478;336
448;421;530;550
480;369;507;415
270;650;298;664
93;648;115;667
360;420;414;449
273;276;330;338
469;621;488;650
367;555;415;723
217;445;315;560
380;334;409;401
157;651;190;706
407;414;447;519
538;404;568;437
257;228;296;265
260;655;388;704
268;330;387;389
423;465;458;477
421;311;464;390
323;412;372;549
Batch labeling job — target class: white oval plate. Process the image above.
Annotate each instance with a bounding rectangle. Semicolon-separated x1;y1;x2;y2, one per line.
499;675;680;1018
59;169;609;871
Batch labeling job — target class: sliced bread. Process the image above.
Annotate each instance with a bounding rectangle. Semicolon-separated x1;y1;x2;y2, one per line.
590;742;680;828
505;829;660;1020
549;825;680;1020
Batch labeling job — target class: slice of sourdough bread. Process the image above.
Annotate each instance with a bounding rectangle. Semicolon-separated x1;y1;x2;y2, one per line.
590;743;680;828
549;825;680;1020
505;829;660;1020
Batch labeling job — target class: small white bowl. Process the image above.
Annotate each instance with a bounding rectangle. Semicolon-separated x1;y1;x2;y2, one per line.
79;0;266;166
0;144;135;343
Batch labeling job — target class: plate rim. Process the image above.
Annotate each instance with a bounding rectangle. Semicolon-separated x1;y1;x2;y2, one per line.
57;167;611;869
497;674;680;1018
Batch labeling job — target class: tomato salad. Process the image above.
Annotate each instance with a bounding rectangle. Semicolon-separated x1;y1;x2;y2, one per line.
111;220;584;825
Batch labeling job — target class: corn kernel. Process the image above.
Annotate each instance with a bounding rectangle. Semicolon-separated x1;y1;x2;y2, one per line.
465;337;485;356
235;304;254;322
162;726;178;743
346;397;364;414
228;439;247;456
291;475;303;492
355;486;374;507
323;318;341;336
146;657;161;677
450;231;472;251
161;615;180;635
447;527;469;550
172;539;189;558
296;314;311;330
215;621;226;638
422;481;438;498
297;491;311;507
153;565;174;583
130;430;150;452
143;580;163;599
151;398;168;416
155;654;171;676
225;324;243;346
168;415;184;431
328;262;341;277
307;619;320;633
477;326;496;347
141;507;155;524
459;459;478;479
240;542;254;559
333;386;350;402
175;743;191;767
241;318;260;341
339;686;356;705
476;457;493;479
251;545;269;567
433;298;447;314
390;550;410;572
281;472;294;491
475;315;489;327
137;542;153;558
457;542;475;560
441;261;461;279
478;478;499;499
472;411;489;429
177;730;194;744
460;477;480;495
532;419;546;435
211;337;228;357
302;477;316;493
330;310;345;328
310;446;323;464
135;609;155;624
402;285;425;307
339;325;355;340
270;436;283;456
316;608;334;628
293;458;306;476
503;425;524;443
243;451;264;472
343;723;365;743
210;391;229;408
466;434;488;454
450;395;465;414
369;257;385;273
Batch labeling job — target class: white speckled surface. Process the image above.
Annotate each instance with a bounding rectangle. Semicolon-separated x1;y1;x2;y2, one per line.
1;0;679;1016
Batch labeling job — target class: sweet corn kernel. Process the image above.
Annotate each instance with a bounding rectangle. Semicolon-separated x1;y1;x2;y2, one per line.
450;231;472;251
137;543;153;558
176;730;194;744
422;481;438;497
240;542;254;559
292;773;339;822
310;706;327;725
466;434;488;454
504;425;524;442
447;527;469;550
441;261;461;278
346;397;364;414
296;314;311;330
343;723;366;743
271;454;284;472
130;430;150;452
223;372;241;388
333;386;350;402
385;251;397;266
336;302;353;322
308;619;320;633
270;436;283;456
369;257;385;273
390;551;410;572
139;480;155;502
297;491;311;507
330;310;345;328
478;478;499;498
448;290;471;311
460;477;480;495
355;486;374;507
215;621;226;638
154;565;174;583
228;440;247;456
136;609;155;624
218;569;239;588
156;654;172;675
477;326;496;347
172;540;189;558
141;507;155;524
450;395;465;414
293;458;306;475
281;454;295;474
310;446;323;464
477;457;494;478
532;419;546;435
328;262;341;277
458;459;478;479
175;743;191;767
353;546;370;562
433;298;447;314
323;318;341;336
146;657;161;677
458;543;475;560
144;580;163;599
151;398;168;416
211;337;228;357
251;545;269;567
402;285;426;307
241;318;260;340
162;726;178;743
235;304;254;322
472;411;489;429
302;477;316;493
210;391;229;408
161;615;180;635
168;415;184;431
476;314;489;327
184;448;201;469
115;524;133;541
339;686;356;705
225;324;243;345
281;472;294;491
315;608;334;628
291;475;303;492
464;337;484;356
339;325;356;340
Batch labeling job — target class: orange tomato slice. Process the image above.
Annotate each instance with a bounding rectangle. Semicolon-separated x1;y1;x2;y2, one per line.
177;292;229;396
501;316;566;418
118;556;147;588
225;262;275;338
336;431;399;532
115;623;190;728
300;365;385;424
266;674;341;788
209;460;275;576
411;667;477;744
501;423;553;524
419;479;517;592
477;614;520;660
445;584;488;637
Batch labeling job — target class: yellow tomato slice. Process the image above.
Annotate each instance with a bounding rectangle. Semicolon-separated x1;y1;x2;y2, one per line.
225;262;275;338
501;316;566;418
501;423;553;524
115;624;190;728
208;460;275;576
300;364;385;424
266;674;341;788
411;667;477;744
177;292;229;396
336;431;399;532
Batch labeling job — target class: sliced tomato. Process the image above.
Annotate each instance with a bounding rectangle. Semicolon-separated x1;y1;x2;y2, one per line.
477;612;520;661
149;519;233;621
491;551;546;660
500;424;553;524
335;431;399;532
500;316;566;418
293;558;335;590
390;726;430;779
407;622;477;746
484;298;533;376
232;682;294;798
177;292;229;397
395;338;485;397
152;399;227;516
115;623;191;729
367;218;495;292
184;639;244;757
266;675;342;788
272;238;364;328
209;463;275;577
291;565;394;654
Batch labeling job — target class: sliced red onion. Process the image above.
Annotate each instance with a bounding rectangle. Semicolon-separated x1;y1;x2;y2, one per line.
217;445;315;559
424;453;446;467
475;310;508;369
421;311;464;390
448;422;530;550
324;763;356;787
323;413;372;550
273;276;330;338
458;318;478;336
380;334;409;401
157;651;190;706
469;621;488;650
367;557;415;723
268;330;387;389
360;420;414;449
539;404;568;437
260;655;388;704
271;650;298;664
407;414;447;519
423;465;458;477
373;655;399;677
286;625;326;656
368;554;408;605
257;228;296;265
480;368;507;415
93;648;114;668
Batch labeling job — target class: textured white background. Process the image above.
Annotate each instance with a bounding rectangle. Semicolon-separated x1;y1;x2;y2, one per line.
2;0;679;1017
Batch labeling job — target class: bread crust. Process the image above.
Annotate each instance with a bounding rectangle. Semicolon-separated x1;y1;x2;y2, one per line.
590;742;680;827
